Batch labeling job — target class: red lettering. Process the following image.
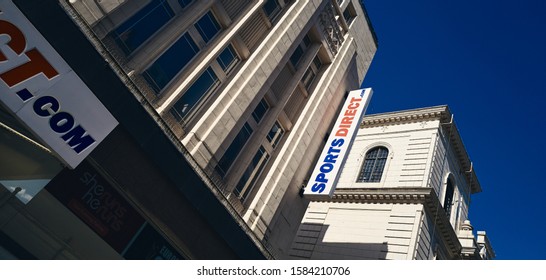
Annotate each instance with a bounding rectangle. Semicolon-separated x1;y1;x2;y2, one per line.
341;116;353;125
345;109;357;116
335;128;348;137
0;48;58;87
347;97;361;109
0;20;26;61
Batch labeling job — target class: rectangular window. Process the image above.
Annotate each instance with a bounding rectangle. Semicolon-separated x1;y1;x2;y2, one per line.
343;3;357;26
216;123;253;176
143;33;199;93
170;67;219;121
301;68;316;90
289;35;311;67
216;45;239;74
312;56;322;69
251;98;269;123
234;146;270;201
263;0;281;20
195;11;221;43
290;46;304;67
301;55;322;91
178;0;193;9
113;0;175;55
266;121;284;148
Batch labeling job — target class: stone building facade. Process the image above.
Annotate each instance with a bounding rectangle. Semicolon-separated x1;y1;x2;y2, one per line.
290;106;495;259
0;0;377;259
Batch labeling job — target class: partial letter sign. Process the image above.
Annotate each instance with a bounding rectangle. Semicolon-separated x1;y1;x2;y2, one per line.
0;0;118;169
304;88;373;198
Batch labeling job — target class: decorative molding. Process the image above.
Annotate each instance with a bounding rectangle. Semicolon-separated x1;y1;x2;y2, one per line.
361;106;448;128
322;187;463;258
360;105;482;194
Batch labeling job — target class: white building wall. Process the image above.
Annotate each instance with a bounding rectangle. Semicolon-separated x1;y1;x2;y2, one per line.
428;126;472;230
289;202;424;260
337;120;441;190
288;106;486;260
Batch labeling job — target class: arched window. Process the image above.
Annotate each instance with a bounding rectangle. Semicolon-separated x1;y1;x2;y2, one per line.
443;178;455;218
357;146;388;182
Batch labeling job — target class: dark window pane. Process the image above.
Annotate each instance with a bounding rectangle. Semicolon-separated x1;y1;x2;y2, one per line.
195;11;221;43
358;146;388;182
113;0;174;54
143;33;199;93
171;67;218;120
266;121;284;148
251;99;269;123
178;0;193;9
263;0;280;20
303;35;311;48
302;68;316;90
216;123;254;176
217;45;239;73
235;146;270;200
313;56;322;69
444;179;455;217
290;45;304;67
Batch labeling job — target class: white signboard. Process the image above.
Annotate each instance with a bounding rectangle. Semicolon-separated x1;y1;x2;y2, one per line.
304;88;372;198
0;0;118;169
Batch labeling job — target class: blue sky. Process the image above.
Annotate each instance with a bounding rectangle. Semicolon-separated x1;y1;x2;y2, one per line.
360;0;546;259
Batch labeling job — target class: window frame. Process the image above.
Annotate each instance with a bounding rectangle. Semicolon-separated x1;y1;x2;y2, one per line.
234;146;270;201
112;0;176;55
357;146;389;183
142;32;200;93
168;43;241;123
141;9;223;95
443;178;456;218
194;10;222;44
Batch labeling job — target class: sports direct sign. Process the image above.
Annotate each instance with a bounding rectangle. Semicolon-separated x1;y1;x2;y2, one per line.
304;88;372;198
0;0;117;169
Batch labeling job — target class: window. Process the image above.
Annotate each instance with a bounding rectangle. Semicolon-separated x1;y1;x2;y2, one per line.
234;146;270;201
170;67;219;121
343;3;357;26
301;56;322;90
141;9;222;94
443;179;455;218
263;0;281;20
251;98;269;123
167;43;240;121
216;123;254;176
178;0;193;9
216;45;239;74
357;146;388;182
195;11;221;44
289;35;312;67
143;33;199;93
266;121;284;148
113;0;175;55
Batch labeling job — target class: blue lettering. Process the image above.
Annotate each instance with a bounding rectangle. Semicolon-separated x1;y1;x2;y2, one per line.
311;182;325;193
320;163;333;173
50;111;74;133
61;125;96;153
324;153;338;163
331;138;344;147
29;94;96;154
33;95;59;117
315;172;328;183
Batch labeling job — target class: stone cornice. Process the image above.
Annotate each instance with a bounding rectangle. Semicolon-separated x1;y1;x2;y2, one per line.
327;187;463;258
361;105;450;127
